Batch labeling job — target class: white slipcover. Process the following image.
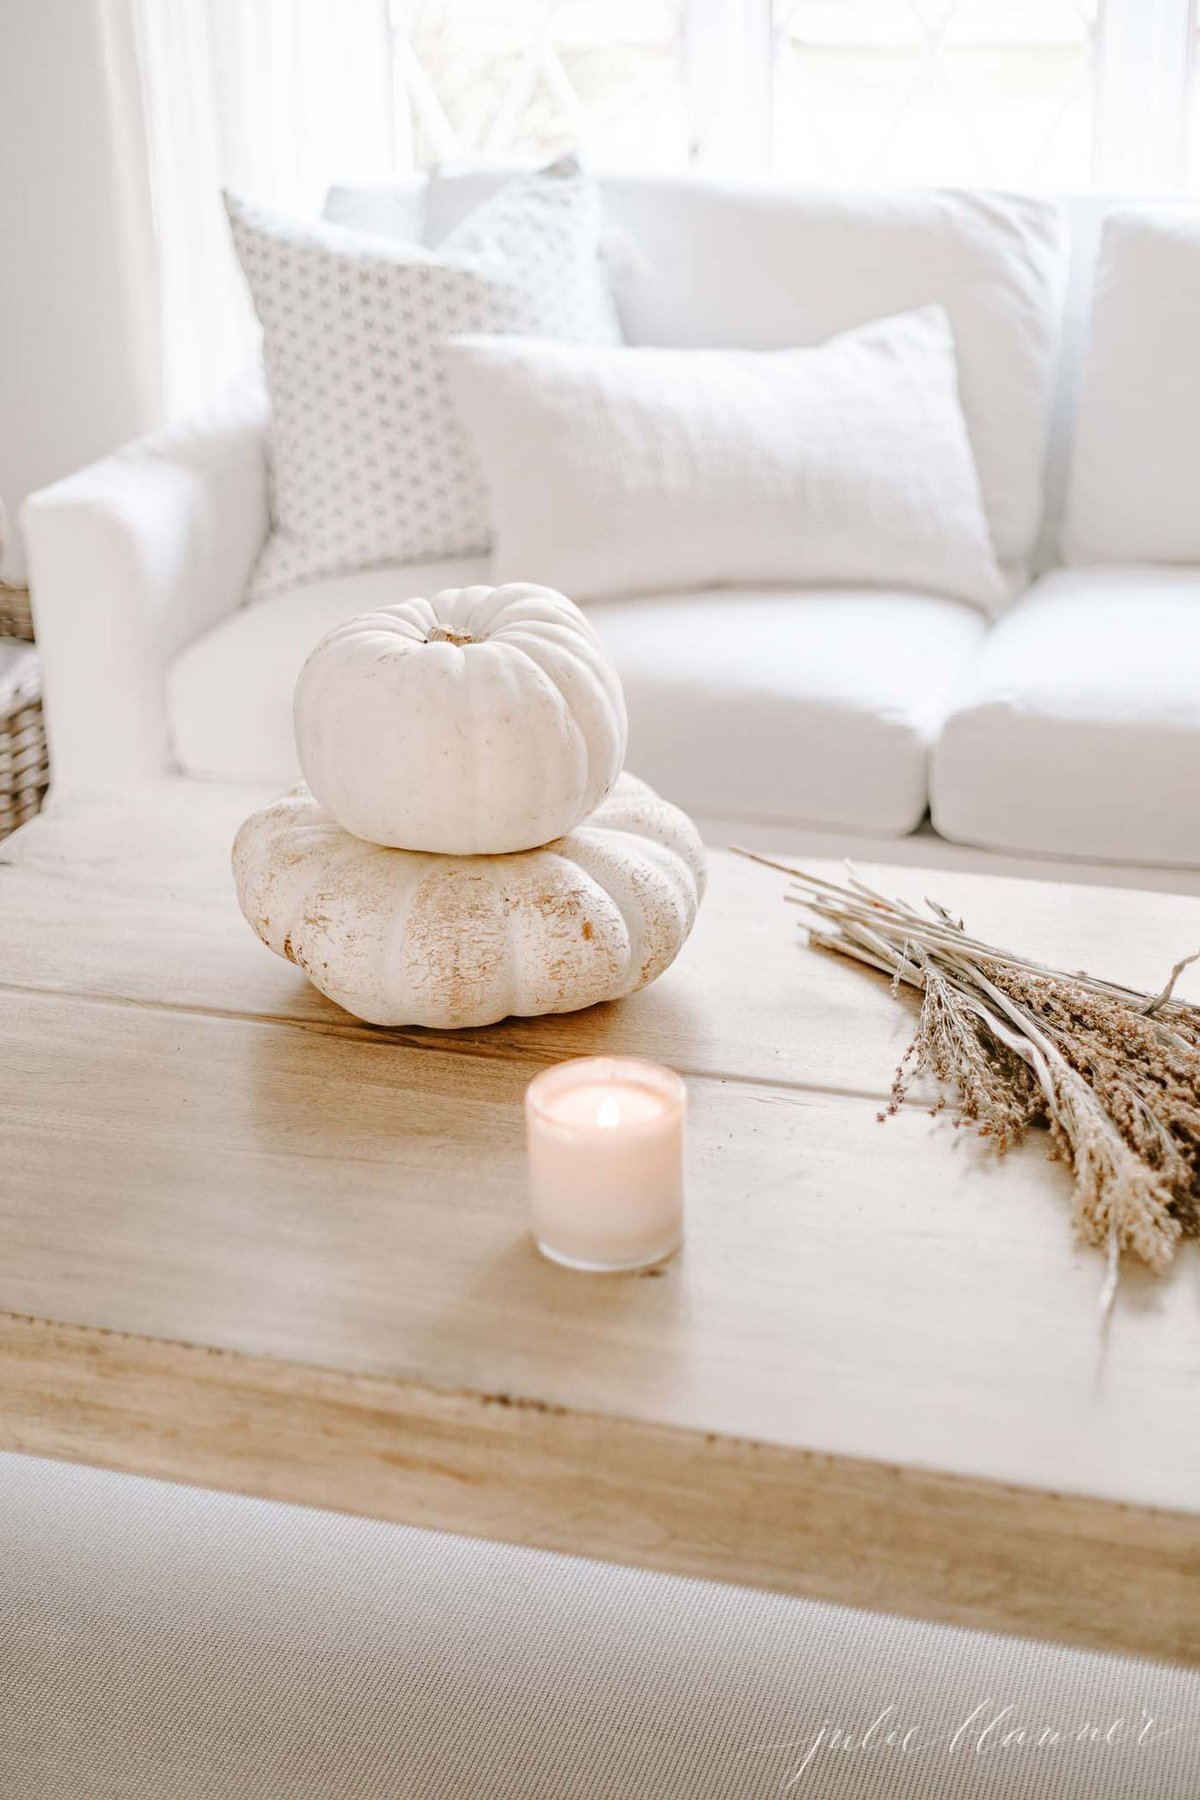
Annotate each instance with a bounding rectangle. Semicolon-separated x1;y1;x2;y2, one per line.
1062;205;1200;565
27;175;1200;871
931;568;1200;866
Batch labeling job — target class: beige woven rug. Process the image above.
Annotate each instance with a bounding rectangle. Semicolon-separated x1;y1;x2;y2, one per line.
0;1451;1195;1798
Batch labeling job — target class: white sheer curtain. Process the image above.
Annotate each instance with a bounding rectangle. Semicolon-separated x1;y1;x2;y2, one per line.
124;0;400;416
113;0;1200;419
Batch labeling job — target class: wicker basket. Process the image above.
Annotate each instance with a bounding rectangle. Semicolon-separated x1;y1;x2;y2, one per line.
0;586;35;642
0;641;48;840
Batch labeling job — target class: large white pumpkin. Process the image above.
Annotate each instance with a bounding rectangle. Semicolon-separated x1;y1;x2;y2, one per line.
232;774;706;1028
293;584;627;855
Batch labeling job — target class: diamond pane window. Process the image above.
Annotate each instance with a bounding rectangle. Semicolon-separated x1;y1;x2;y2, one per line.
773;0;1098;187
396;0;688;169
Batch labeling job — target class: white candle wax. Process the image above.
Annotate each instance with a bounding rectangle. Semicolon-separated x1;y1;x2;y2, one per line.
525;1057;686;1272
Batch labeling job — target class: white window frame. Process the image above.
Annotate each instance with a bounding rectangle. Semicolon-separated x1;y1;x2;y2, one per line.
1093;0;1195;186
679;0;1199;189
684;0;773;171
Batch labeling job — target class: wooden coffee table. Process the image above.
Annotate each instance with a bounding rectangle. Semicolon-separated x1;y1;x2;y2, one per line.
2;783;1198;1663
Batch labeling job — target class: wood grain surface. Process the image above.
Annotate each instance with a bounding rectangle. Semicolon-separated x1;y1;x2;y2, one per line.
1;783;1198;1664
5;783;1199;1095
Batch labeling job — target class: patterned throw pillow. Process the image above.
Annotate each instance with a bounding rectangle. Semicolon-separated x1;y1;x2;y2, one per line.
226;161;621;598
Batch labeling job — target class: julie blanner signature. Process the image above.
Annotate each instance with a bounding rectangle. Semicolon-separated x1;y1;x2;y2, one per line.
742;1702;1192;1787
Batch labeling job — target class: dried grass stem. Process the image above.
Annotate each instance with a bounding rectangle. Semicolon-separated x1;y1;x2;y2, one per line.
736;849;1200;1298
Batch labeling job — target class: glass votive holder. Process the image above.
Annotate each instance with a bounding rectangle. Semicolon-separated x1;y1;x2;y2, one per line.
525;1056;686;1273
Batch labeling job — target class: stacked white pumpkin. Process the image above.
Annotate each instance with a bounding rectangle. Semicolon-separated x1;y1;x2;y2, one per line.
232;585;707;1028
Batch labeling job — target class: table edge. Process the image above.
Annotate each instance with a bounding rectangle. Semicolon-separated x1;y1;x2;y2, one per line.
3;1308;1196;1667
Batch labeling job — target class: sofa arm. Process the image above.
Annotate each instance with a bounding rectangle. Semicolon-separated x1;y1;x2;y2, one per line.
22;373;269;794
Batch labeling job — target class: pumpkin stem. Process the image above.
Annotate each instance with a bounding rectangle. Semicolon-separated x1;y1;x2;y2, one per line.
425;626;476;647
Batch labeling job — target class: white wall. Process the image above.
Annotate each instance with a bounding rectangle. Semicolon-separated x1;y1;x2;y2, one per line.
0;0;161;583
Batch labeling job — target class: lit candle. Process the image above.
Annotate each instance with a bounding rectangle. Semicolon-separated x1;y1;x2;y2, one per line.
525;1056;686;1272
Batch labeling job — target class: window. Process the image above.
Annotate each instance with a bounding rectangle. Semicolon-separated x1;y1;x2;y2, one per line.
1186;1;1200;181
772;1;1097;188
388;0;1200;189
128;0;1200;412
392;1;689;169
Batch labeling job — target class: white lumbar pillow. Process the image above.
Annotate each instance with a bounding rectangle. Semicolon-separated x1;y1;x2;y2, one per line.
225;159;621;600
1061;206;1200;565
446;307;1006;612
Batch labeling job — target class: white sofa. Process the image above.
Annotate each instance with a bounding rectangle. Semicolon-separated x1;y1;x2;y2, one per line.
21;175;1200;886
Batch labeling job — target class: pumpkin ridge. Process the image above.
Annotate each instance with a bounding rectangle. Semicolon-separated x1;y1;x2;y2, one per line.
490;855;522;1020
317;608;425;649
478;582;590;635
579;817;708;907
378;850;438;1019
232;776;704;1029
512;847;629;1014
463;639;568;856
559;833;689;995
290;831;396;987
501;624;626;726
402;856;511;1026
494;637;623;800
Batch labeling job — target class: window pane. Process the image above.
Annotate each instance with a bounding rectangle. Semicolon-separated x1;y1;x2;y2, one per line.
399;0;688;169
1188;12;1200;185
773;0;1097;187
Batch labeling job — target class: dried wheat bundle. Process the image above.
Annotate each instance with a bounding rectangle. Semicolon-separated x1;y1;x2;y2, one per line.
737;851;1200;1308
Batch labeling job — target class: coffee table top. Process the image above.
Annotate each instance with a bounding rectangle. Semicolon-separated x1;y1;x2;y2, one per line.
2;782;1198;1663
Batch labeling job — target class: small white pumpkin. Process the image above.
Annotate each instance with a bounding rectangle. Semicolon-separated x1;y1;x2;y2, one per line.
293;583;627;855
232;774;706;1029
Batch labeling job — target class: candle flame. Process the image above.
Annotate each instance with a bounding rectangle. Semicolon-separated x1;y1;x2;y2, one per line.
596;1094;622;1130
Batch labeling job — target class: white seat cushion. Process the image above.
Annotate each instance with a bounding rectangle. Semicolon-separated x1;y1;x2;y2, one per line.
932;568;1200;866
169;558;491;787
589;587;985;833
171;566;985;836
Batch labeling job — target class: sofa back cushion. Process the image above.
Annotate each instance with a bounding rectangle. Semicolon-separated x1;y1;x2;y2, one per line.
415;169;1063;574
1061;206;1200;566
